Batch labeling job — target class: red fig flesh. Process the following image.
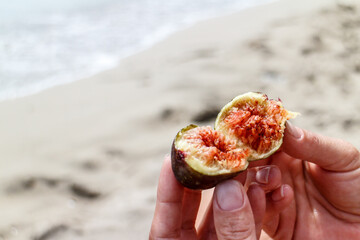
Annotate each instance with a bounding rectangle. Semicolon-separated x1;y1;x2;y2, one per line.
171;92;298;189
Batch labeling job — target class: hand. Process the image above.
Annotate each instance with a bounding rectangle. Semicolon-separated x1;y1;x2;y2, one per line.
149;123;360;239
255;123;360;239
149;156;272;240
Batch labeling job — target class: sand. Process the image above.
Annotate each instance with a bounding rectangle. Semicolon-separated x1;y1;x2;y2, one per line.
1;0;360;239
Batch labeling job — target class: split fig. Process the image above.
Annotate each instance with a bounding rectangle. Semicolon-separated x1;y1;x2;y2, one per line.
171;92;298;189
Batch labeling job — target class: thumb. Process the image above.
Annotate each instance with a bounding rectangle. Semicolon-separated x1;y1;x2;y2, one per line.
283;122;360;171
213;180;257;240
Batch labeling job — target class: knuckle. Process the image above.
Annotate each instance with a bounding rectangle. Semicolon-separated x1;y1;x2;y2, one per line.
333;140;360;171
347;145;360;168
308;132;321;148
217;218;255;240
149;224;181;239
348;145;360;161
302;132;322;160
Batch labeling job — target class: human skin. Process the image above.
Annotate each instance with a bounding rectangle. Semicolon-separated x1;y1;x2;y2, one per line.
149;123;360;239
258;122;360;239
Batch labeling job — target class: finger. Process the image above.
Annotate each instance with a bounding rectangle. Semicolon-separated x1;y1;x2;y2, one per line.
283;122;360;171
266;184;294;217
196;188;214;229
196;189;217;240
234;158;271;185
180;188;202;239
150;156;184;239
305;162;360;216
263;184;295;238
213;180;257;240
197;203;217;240
247;183;266;239
245;165;282;193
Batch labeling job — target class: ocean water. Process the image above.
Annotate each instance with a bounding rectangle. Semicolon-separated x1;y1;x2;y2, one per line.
0;0;272;101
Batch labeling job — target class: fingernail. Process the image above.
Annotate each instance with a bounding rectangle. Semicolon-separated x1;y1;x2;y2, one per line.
216;180;244;211
256;166;271;184
286;122;302;139
272;185;285;201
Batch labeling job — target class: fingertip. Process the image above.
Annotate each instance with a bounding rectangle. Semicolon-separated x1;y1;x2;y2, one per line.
161;153;171;172
270;184;294;206
262;184;294;238
283;123;360;171
246;165;282;193
162;153;181;185
150;154;185;239
213;180;257;239
163;153;171;165
214;180;245;211
283;122;303;151
285;122;303;140
157;154;183;202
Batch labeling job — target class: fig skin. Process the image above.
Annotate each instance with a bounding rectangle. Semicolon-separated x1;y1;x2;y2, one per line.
171;140;241;189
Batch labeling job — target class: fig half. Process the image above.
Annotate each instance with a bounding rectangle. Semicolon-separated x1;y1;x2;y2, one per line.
171;92;298;189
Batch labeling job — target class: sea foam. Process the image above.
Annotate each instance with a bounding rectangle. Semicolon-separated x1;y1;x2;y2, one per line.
0;0;273;101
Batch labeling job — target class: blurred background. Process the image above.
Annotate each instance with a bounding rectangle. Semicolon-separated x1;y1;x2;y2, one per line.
0;0;270;101
0;0;359;239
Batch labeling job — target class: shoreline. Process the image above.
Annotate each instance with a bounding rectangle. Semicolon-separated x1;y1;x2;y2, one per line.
1;0;359;239
0;0;274;103
0;0;332;104
0;0;336;175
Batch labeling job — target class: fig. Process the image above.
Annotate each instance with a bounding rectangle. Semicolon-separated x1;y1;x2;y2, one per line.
171;92;298;189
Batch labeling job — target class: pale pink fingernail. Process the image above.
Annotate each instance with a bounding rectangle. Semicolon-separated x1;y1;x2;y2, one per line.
256;166;271;184
216;180;244;211
286;122;303;139
272;185;285;201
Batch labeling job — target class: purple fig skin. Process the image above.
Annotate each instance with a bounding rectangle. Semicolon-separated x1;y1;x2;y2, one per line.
170;92;298;189
171;140;240;190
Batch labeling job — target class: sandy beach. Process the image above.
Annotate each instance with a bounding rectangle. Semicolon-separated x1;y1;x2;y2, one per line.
1;0;360;239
